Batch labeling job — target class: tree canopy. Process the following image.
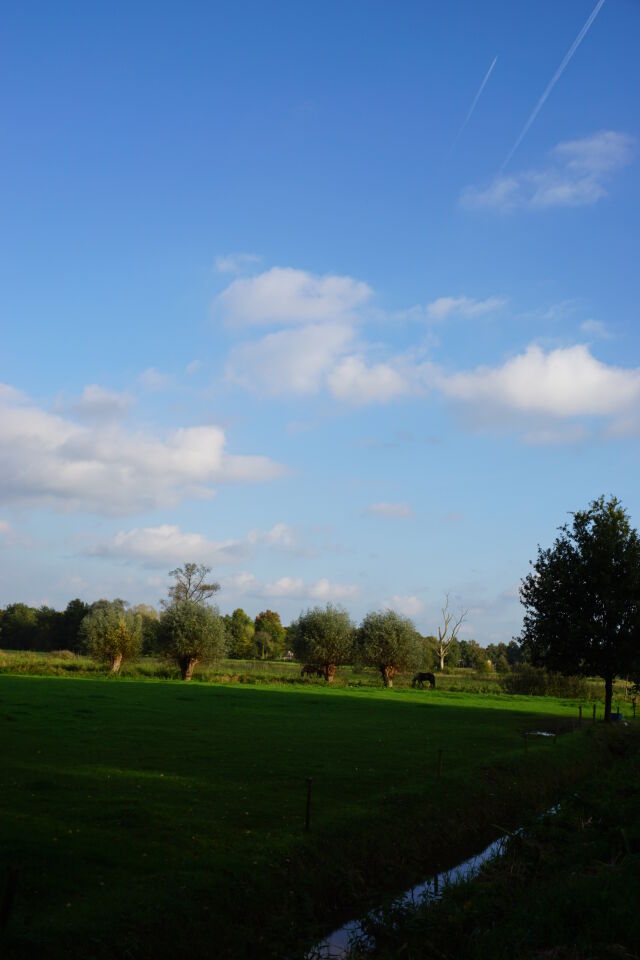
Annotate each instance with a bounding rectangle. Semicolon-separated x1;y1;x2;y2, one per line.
254;610;286;660
288;604;354;681
79;601;143;673
158;600;226;680
164;563;220;607
356;609;420;687
224;608;256;659
519;495;640;719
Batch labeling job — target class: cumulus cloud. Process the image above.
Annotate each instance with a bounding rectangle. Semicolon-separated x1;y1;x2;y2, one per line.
263;576;358;601
365;502;414;519
441;344;640;418
217;266;372;327
86;525;245;565
86;522;304;566
246;522;299;550
327;356;411;404
383;594;423;617
461;131;634;212
0;384;284;514
72;385;133;421
227;323;354;395
426;296;505;321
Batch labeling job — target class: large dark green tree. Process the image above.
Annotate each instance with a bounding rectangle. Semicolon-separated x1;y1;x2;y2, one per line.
224;608;256;659
519;495;640;720
288;604;354;681
254;610;286;659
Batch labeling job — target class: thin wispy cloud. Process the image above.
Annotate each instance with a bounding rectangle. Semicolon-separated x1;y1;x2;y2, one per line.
463;130;632;212
502;0;607;171
451;55;498;150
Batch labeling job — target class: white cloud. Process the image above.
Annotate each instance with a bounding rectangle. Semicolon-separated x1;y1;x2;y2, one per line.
87;522;304;566
263;576;358;601
462;131;634;212
215;252;261;274
227;323;354;395
221;571;258;592
580;319;611;340
365;501;414;519
439;343;640;425
327;356;410;404
0;384;284;514
426;296;505;321
246;522;298;550
138;368;172;390
383;594;423;617
217;266;372;327
86;525;246;566
72;385;133;421
553;131;634;175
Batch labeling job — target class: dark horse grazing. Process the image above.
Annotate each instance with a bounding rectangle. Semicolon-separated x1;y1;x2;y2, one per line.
412;671;436;689
300;664;324;678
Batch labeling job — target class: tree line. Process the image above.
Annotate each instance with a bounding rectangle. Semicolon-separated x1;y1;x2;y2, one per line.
2;496;639;713
0;563;523;682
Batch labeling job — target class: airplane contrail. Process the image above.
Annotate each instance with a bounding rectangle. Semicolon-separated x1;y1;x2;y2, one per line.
502;0;606;171
451;55;498;151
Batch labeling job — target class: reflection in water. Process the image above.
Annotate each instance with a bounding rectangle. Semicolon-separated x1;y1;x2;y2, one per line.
307;835;506;958
308;792;561;959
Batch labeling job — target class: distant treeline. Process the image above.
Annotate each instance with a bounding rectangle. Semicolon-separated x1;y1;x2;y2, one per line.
0;599;525;671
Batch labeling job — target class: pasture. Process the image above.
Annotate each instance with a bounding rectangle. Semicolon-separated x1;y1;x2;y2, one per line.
0;674;619;958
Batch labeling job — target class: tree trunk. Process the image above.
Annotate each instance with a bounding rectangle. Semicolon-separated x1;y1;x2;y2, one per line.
439;651;445;671
604;674;613;721
381;665;396;688
109;653;123;674
180;657;199;681
324;663;336;683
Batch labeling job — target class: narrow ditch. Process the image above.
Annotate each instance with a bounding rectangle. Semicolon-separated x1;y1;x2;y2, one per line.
306;730;565;959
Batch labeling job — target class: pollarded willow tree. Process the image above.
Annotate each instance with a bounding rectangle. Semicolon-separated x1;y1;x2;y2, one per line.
519;495;640;720
357;609;420;687
288;604;355;682
158;600;227;680
79;601;143;674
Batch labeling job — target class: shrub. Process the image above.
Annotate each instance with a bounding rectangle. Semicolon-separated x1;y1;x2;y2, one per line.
499;664;587;698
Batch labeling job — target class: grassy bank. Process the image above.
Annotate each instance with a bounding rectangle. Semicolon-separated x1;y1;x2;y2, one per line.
0;649;634;706
346;723;640;960
0;674;628;958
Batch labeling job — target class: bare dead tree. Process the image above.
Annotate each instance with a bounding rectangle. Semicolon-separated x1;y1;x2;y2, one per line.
436;594;468;671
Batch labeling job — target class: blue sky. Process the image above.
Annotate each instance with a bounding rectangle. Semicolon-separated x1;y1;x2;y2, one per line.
1;0;639;642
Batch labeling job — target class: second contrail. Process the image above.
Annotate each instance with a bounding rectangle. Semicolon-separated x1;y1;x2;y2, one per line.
502;0;606;171
451;55;498;151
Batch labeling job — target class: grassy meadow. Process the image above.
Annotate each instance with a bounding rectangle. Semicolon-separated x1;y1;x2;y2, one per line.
0;671;631;958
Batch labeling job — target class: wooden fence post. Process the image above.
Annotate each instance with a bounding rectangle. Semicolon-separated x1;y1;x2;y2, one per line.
578;705;582;725
592;703;596;723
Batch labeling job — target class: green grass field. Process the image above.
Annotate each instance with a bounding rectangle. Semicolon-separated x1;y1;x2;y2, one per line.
0;674;628;958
